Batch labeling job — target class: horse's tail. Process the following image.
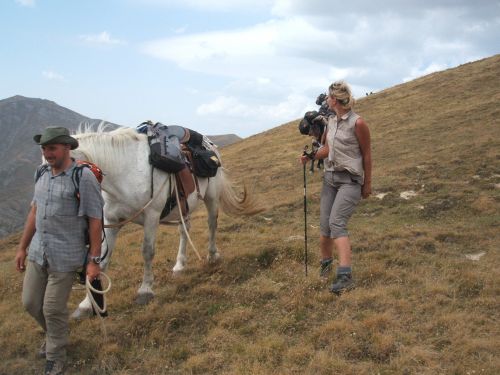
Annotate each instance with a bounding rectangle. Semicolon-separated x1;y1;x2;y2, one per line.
217;168;265;216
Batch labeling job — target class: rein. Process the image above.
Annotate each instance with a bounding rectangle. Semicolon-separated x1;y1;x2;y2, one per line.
172;174;202;261
103;174;170;229
85;273;111;340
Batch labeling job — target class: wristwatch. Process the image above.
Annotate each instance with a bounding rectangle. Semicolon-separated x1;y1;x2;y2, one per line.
88;255;102;264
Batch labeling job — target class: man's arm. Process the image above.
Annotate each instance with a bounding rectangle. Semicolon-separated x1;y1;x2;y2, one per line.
86;216;103;280
15;205;37;272
77;168;105;280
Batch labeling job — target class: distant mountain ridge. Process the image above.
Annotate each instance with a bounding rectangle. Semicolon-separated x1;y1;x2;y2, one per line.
207;134;242;148
0;96;241;238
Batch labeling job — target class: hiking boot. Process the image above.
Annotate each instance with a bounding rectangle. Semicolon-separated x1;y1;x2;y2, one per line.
330;274;355;295
38;340;46;358
319;258;333;279
45;360;65;375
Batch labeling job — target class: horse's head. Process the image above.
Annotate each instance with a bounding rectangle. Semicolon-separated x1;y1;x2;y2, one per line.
299;110;325;140
310;121;325;141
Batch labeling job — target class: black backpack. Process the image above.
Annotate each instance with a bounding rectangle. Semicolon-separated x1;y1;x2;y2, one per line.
188;145;221;178
146;123;187;173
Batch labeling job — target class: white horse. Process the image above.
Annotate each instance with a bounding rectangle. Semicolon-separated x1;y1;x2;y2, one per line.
70;127;261;318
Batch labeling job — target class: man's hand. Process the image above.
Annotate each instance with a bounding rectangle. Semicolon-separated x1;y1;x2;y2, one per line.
86;262;101;281
16;204;36;273
15;248;27;272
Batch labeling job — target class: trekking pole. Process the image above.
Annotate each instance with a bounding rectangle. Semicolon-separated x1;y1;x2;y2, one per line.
302;146;309;276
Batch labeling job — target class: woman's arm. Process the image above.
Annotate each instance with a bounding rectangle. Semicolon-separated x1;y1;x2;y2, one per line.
355;118;372;198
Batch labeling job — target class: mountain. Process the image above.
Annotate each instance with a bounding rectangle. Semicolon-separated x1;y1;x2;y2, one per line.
1;55;499;373
0;96;120;237
207;134;242;148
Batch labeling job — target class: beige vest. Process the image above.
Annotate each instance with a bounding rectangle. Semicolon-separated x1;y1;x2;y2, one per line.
325;111;364;181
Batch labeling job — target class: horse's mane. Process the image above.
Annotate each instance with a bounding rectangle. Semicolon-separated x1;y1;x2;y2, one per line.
74;125;146;172
76;125;143;145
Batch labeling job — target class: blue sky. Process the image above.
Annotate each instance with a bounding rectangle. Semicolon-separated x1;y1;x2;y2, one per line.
1;0;499;137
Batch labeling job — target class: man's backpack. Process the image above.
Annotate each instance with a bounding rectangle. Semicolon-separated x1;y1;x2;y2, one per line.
35;160;104;201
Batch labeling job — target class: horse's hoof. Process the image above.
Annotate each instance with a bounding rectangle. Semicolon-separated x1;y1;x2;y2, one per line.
207;252;222;264
172;263;185;273
135;292;154;305
70;307;93;320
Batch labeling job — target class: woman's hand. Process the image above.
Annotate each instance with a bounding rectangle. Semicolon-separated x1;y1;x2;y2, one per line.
300;154;310;165
362;181;372;199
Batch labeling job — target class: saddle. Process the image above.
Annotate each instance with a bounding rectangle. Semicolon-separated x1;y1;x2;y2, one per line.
137;121;220;223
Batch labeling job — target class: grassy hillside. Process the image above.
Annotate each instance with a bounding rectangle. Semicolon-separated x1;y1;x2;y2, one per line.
1;55;499;374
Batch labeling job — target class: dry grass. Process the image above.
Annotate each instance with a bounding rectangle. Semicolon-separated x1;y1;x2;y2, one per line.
1;55;499;374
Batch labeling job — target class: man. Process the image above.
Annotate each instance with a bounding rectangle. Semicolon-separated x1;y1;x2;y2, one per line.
15;127;104;375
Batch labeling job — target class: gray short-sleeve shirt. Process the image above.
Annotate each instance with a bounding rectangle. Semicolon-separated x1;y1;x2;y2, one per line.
28;161;104;272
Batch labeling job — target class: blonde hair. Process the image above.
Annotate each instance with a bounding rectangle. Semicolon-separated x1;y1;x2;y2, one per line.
329;80;355;110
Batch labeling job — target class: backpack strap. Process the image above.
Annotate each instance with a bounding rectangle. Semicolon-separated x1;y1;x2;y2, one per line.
35;164;49;183
71;164;85;200
71;163;109;267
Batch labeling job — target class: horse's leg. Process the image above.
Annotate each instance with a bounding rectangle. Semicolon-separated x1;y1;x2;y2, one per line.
205;180;221;263
71;226;121;319
136;214;159;305
172;220;190;273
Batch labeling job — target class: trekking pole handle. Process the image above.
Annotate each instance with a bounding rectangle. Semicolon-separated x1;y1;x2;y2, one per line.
302;145;316;160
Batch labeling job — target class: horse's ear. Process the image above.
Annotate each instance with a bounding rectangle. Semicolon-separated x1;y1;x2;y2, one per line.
298;118;310;135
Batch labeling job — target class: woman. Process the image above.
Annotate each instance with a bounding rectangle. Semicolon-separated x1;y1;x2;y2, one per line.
301;80;372;294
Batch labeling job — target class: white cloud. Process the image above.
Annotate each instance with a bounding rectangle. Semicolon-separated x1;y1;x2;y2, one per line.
257;77;271;85
142;17;339;96
197;93;312;125
79;31;126;45
197;96;249;116
15;0;35;7
173;25;188;34
143;20;280;74
132;0;274;12
42;70;65;82
403;63;450;83
141;0;500;136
